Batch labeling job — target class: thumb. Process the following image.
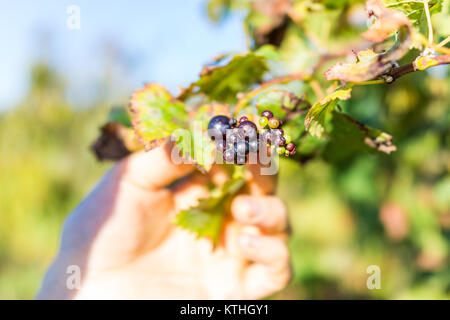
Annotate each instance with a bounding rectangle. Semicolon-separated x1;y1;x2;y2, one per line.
119;139;194;190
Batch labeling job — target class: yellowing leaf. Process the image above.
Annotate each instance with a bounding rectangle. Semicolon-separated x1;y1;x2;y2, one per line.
325;0;414;82
414;55;444;70
130;83;189;151
325;49;386;82
305;88;352;138
363;0;412;42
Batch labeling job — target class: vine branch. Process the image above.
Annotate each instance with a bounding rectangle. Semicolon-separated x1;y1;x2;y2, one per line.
350;55;450;86
385;55;450;82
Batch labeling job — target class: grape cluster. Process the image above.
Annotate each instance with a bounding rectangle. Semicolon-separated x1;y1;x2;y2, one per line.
207;110;296;165
258;110;296;157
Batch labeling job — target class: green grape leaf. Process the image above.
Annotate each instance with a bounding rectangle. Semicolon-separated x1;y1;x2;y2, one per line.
432;0;450;37
324;111;397;162
130;83;189;151
254;44;282;60
180;53;268;103
107;107;132;128
256;90;304;119
383;0;442;27
174;169;245;245
305;88;352;138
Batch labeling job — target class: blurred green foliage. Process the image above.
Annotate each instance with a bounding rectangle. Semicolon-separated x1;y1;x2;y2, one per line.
0;63;111;298
0;0;449;299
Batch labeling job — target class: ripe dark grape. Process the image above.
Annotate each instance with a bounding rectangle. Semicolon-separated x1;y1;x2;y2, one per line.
216;140;227;152
261;110;273;119
273;135;286;147
271;128;283;138
238;121;258;141
235;140;249;156
286;142;295;151
226;128;242;146
223;149;235;163
248;139;259;153
261;130;272;144
208;115;230;139
289;146;297;156
239;116;248;123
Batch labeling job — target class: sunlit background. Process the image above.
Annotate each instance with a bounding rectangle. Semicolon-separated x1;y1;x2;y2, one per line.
0;0;449;299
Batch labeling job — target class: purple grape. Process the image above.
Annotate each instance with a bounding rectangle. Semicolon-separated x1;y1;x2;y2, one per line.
239;116;248;123
261;110;273;119
248;139;259;153
273;135;286;147
226;128;242;146
271;128;284;137
238;121;258;141
289;146;297;156
286;143;295;151
235;140;249;156
223;149;235;163
208;115;230;140
261;130;272;144
216;140;227;152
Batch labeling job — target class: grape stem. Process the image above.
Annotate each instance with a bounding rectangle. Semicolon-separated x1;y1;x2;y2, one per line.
388;55;450;79
437;36;450;49
233;73;307;116
414;33;450;55
423;0;433;45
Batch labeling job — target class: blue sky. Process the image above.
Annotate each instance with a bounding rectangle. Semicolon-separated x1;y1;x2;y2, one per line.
0;0;247;109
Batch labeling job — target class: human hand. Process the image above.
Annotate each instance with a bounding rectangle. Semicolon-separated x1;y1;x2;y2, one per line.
37;141;291;299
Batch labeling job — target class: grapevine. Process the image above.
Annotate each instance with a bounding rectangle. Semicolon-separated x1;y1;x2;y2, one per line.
91;0;450;243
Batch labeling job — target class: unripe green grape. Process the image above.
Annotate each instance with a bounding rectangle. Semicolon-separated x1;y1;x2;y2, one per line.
259;116;269;128
283;133;292;144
